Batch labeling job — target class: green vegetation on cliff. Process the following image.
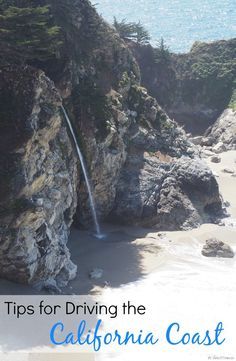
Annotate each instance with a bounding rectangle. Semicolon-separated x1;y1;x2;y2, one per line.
113;18;150;44
154;38;170;64
0;1;62;64
173;39;236;108
129;38;236;133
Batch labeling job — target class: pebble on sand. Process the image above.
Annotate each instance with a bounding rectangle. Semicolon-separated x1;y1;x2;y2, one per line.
221;168;235;174
211;155;221;163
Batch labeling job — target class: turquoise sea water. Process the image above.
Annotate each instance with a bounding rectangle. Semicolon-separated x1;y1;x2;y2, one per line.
91;0;236;53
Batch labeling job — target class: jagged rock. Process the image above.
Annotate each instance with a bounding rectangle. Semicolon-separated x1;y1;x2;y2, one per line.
211;155;221;163
0;66;78;286
202;239;234;258
111;153;222;230
207;109;236;151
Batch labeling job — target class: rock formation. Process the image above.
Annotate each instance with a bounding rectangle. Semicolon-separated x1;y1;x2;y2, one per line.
188;108;236;157
0;66;78;287
0;0;224;287
206;108;236;151
202;239;234;258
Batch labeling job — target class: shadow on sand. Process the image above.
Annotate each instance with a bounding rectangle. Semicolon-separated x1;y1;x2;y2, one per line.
0;224;161;355
63;224;161;294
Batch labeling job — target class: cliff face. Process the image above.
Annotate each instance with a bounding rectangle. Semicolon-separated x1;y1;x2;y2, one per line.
0;66;78;287
40;0;222;228
129;39;236;135
0;0;224;287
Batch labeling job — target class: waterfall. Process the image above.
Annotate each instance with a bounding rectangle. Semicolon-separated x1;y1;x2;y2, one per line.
61;106;103;239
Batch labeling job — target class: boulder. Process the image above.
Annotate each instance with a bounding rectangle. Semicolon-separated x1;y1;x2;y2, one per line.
211;155;221;163
202;239;234;258
111;150;222;230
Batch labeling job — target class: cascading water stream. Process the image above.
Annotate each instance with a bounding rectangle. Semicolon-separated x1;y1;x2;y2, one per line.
61;106;104;239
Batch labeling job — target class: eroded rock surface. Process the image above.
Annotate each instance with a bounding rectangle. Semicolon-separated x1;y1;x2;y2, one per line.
0;66;78;286
35;0;223;230
112;149;222;229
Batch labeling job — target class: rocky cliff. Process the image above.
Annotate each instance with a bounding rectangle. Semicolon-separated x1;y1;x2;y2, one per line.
129;39;236;134
0;66;78;287
0;0;223;287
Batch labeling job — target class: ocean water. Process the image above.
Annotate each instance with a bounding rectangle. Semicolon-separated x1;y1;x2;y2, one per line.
91;0;236;53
